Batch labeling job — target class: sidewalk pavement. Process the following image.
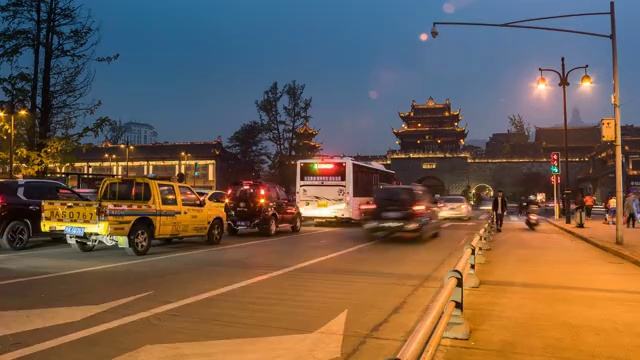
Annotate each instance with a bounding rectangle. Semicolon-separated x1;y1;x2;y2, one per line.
547;216;640;267
436;220;640;360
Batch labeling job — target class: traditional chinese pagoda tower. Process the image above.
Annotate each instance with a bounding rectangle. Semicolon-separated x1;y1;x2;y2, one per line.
294;123;322;158
392;97;468;152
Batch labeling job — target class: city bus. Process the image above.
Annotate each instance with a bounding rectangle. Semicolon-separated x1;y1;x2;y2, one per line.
296;156;396;223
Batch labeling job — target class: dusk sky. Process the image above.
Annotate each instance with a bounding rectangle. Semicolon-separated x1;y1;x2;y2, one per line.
84;0;640;154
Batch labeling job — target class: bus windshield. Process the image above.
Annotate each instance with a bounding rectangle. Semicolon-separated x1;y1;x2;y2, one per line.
299;162;346;182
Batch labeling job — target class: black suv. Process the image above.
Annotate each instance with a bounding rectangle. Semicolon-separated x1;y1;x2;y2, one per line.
0;179;86;250
226;181;302;236
360;185;441;241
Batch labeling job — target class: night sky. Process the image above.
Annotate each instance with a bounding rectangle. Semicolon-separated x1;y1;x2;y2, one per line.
84;0;640;154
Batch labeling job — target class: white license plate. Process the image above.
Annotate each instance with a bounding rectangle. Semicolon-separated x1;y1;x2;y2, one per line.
237;221;250;227
64;226;85;236
381;212;403;219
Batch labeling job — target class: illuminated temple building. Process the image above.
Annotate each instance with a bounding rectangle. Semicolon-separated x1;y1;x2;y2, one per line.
392;97;468;152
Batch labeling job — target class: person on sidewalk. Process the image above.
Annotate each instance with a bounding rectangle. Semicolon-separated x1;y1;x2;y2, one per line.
607;196;617;225
492;190;508;232
584;193;595;219
625;192;637;228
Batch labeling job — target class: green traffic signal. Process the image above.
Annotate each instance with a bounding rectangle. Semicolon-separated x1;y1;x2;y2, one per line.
550;165;559;174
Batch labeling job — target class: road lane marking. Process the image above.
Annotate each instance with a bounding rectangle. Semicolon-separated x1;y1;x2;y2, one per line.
114;310;347;360
0;293;150;336
0;247;70;258
0;241;375;360
0;229;336;286
442;223;475;228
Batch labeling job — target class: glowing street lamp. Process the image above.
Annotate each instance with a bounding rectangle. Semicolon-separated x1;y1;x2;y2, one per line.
0;104;28;178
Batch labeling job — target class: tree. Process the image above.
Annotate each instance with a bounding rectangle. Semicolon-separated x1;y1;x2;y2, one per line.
102;118;126;145
255;80;316;188
226;121;269;179
0;0;118;175
508;114;531;143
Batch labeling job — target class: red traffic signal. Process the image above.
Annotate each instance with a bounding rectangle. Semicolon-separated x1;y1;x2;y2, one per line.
550;175;561;184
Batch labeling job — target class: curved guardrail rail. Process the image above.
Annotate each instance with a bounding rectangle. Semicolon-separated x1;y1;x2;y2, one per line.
387;216;495;360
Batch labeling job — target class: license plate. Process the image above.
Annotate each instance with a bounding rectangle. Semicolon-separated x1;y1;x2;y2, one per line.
318;201;328;208
381;211;403;219
64;226;85;236
237;221;250;227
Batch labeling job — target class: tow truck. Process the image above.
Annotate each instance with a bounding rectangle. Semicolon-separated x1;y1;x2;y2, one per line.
40;176;226;256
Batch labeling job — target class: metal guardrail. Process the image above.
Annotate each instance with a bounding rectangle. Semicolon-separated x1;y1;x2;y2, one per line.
387;215;495;360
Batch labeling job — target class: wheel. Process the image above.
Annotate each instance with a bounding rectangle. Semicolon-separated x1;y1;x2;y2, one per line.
125;223;153;256
227;226;239;236
71;241;95;252
206;219;223;245
291;215;302;233
0;221;30;250
260;217;277;237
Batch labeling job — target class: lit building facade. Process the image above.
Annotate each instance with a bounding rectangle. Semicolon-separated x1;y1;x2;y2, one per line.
392;97;468;153
123;122;158;145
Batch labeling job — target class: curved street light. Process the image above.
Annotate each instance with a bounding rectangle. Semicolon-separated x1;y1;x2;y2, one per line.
537;57;591;223
431;1;624;244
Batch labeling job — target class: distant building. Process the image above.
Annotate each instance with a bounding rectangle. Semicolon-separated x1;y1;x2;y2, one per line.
123;122;158;145
534;126;601;158
392;97;468;153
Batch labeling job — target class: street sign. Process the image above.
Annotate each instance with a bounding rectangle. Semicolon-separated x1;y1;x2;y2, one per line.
601;118;616;141
550;152;560;174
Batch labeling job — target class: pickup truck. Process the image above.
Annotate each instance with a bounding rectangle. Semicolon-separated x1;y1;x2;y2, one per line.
40;177;226;256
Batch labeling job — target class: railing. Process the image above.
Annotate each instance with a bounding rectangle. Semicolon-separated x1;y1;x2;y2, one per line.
387;216;495;360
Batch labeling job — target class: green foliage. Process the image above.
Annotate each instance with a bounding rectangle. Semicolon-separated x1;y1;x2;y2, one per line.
255;80;319;188
508;114;531;143
0;0;118;175
226;121;269;179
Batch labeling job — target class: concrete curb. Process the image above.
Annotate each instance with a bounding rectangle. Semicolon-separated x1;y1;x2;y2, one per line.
545;219;640;268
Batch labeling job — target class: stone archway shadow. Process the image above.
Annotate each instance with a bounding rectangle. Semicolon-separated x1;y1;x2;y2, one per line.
417;176;446;196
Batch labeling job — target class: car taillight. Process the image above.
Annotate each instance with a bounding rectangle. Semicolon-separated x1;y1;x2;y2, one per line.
412;205;426;211
260;188;265;195
259;198;265;204
98;207;108;221
359;203;376;210
437;202;445;207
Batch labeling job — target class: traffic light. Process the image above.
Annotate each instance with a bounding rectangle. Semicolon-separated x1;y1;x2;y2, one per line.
550;152;560;174
194;162;200;176
550;175;561;184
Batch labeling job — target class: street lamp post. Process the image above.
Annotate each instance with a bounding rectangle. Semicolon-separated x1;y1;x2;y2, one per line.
431;1;624;244
537;57;592;224
120;141;134;177
181;152;190;184
0;104;28;178
105;154;116;175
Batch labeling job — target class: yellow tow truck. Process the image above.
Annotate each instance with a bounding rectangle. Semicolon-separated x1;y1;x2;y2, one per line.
40;176;226;256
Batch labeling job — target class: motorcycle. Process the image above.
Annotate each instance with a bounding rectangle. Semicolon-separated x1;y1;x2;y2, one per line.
525;213;539;230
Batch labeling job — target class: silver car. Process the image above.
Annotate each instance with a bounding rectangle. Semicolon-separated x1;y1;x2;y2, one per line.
438;196;472;220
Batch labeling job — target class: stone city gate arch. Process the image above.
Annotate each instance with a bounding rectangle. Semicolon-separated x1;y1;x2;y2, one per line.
471;183;494;197
417;176;446;196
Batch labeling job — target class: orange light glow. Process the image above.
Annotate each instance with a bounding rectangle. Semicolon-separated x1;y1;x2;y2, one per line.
419;33;428;42
259;198;265;203
412;205;426;211
260;188;265;195
316;163;335;169
537;77;547;89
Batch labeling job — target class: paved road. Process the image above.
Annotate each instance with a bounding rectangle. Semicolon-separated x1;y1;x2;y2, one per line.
0;217;487;360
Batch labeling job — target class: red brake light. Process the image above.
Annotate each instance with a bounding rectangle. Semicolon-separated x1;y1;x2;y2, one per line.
437;202;445;207
359;203;376;210
260;188;265;195
227;189;232;195
412;205;426;211
243;185;249;189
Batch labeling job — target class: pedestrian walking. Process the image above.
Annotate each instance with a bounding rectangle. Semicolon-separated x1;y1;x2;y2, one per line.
584;193;595;219
607;196;617;225
492;190;508;232
625;192;637;228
